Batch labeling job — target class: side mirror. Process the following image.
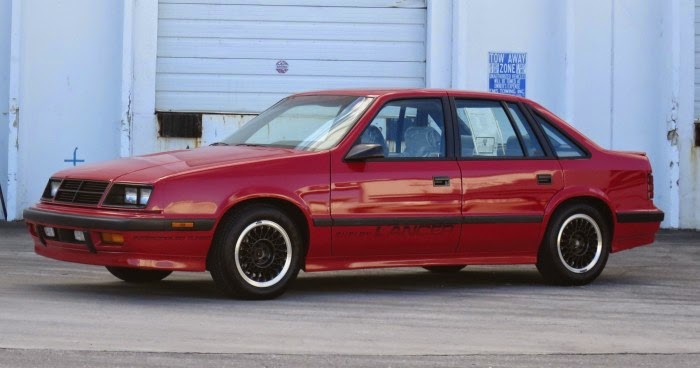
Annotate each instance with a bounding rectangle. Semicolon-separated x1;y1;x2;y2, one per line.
345;144;385;161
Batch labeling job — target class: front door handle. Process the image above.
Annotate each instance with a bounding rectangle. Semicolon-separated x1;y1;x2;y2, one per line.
433;176;450;187
536;174;552;185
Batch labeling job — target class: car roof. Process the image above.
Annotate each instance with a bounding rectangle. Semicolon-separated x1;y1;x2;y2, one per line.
294;88;526;102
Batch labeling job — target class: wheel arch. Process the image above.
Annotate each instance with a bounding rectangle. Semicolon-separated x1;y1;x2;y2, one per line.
543;195;615;250
206;196;311;270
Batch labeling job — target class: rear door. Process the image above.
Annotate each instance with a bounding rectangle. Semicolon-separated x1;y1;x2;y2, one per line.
452;97;563;258
329;94;462;257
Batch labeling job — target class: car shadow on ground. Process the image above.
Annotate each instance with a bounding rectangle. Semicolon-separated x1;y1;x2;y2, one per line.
25;267;554;302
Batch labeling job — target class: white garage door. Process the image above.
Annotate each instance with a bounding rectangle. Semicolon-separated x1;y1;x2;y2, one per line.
156;0;427;113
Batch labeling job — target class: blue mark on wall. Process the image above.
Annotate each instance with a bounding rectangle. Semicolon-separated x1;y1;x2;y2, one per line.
489;52;526;97
64;147;85;166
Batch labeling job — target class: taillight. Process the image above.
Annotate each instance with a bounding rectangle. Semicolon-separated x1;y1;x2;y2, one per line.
647;173;654;199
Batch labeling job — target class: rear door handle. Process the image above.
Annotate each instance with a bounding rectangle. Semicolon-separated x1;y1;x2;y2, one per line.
536;174;552;185
433;176;450;187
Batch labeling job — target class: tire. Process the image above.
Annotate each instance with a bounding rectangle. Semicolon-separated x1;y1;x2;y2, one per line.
209;204;303;299
423;265;466;273
537;203;610;286
106;266;172;283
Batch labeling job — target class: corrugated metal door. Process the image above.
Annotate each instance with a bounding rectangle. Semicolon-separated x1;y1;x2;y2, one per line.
156;0;427;113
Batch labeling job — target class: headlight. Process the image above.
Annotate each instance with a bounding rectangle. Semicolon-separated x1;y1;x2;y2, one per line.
104;184;154;207
42;179;62;199
139;188;152;205
124;187;138;205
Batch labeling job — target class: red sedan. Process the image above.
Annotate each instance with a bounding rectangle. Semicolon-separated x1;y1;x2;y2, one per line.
24;89;664;299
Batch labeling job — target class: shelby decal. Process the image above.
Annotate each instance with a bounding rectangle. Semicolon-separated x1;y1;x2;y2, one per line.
335;224;455;238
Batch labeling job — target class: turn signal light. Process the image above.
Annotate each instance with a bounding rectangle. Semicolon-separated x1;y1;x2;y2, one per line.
101;233;125;245
171;222;194;229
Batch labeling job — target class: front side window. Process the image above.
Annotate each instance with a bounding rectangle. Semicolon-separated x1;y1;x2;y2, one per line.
534;114;586;158
455;100;524;158
357;99;446;158
223;95;373;151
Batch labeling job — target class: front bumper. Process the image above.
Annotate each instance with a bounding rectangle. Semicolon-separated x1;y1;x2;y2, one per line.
23;206;216;271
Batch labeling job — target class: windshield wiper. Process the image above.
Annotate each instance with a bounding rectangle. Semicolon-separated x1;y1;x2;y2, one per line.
209;142;229;146
235;143;266;147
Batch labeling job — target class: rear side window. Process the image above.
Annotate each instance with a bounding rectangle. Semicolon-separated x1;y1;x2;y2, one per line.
534;114;586;158
507;103;545;157
455;100;523;158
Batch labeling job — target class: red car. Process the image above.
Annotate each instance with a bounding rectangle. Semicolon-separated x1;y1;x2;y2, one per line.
24;89;664;299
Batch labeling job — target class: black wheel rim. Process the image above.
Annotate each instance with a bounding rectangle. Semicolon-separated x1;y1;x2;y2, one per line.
556;214;602;273
234;220;292;288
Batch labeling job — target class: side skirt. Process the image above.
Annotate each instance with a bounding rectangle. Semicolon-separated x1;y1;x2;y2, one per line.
304;255;536;272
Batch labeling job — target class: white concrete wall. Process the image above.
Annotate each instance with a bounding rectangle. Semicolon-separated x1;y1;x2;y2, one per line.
0;0;10;217
610;0;677;228
680;0;698;228
6;0;123;220
129;0;158;157
452;0;568;115
564;1;613;148
426;0;693;228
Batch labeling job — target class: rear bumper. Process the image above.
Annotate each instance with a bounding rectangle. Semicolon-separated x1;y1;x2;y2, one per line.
23;206;216;271
616;210;665;223
612;209;664;253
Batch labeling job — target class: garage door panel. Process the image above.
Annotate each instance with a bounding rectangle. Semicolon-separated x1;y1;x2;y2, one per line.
157;91;288;113
160;0;426;8
159;3;425;24
157;58;425;78
157;74;424;94
158;38;424;62
158;19;425;42
156;0;426;113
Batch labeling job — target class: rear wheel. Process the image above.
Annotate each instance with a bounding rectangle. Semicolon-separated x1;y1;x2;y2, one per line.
209;205;303;299
106;266;172;283
423;265;466;273
537;203;610;285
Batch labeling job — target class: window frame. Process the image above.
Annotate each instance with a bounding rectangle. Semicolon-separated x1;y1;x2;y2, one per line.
449;97;555;161
344;96;456;162
526;108;591;160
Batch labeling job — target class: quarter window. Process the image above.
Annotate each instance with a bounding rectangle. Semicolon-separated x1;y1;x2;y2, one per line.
358;99;446;158
534;114;586;158
455;100;523;158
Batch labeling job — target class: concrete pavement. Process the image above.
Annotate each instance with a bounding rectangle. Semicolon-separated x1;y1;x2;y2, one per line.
0;222;698;366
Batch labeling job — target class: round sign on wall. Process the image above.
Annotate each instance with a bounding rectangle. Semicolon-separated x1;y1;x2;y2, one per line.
276;60;288;74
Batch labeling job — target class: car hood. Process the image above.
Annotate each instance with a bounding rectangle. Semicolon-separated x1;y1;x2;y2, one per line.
52;146;307;183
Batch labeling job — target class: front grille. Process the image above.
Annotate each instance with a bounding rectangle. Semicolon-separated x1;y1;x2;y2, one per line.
54;180;109;205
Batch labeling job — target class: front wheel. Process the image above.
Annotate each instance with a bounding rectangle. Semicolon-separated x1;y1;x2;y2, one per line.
209;205;303;299
106;266;172;283
537;204;610;285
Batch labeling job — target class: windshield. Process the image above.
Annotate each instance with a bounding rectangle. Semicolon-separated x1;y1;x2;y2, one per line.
222;95;373;151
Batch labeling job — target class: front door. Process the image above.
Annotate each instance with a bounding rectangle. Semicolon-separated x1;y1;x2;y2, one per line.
330;96;462;257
